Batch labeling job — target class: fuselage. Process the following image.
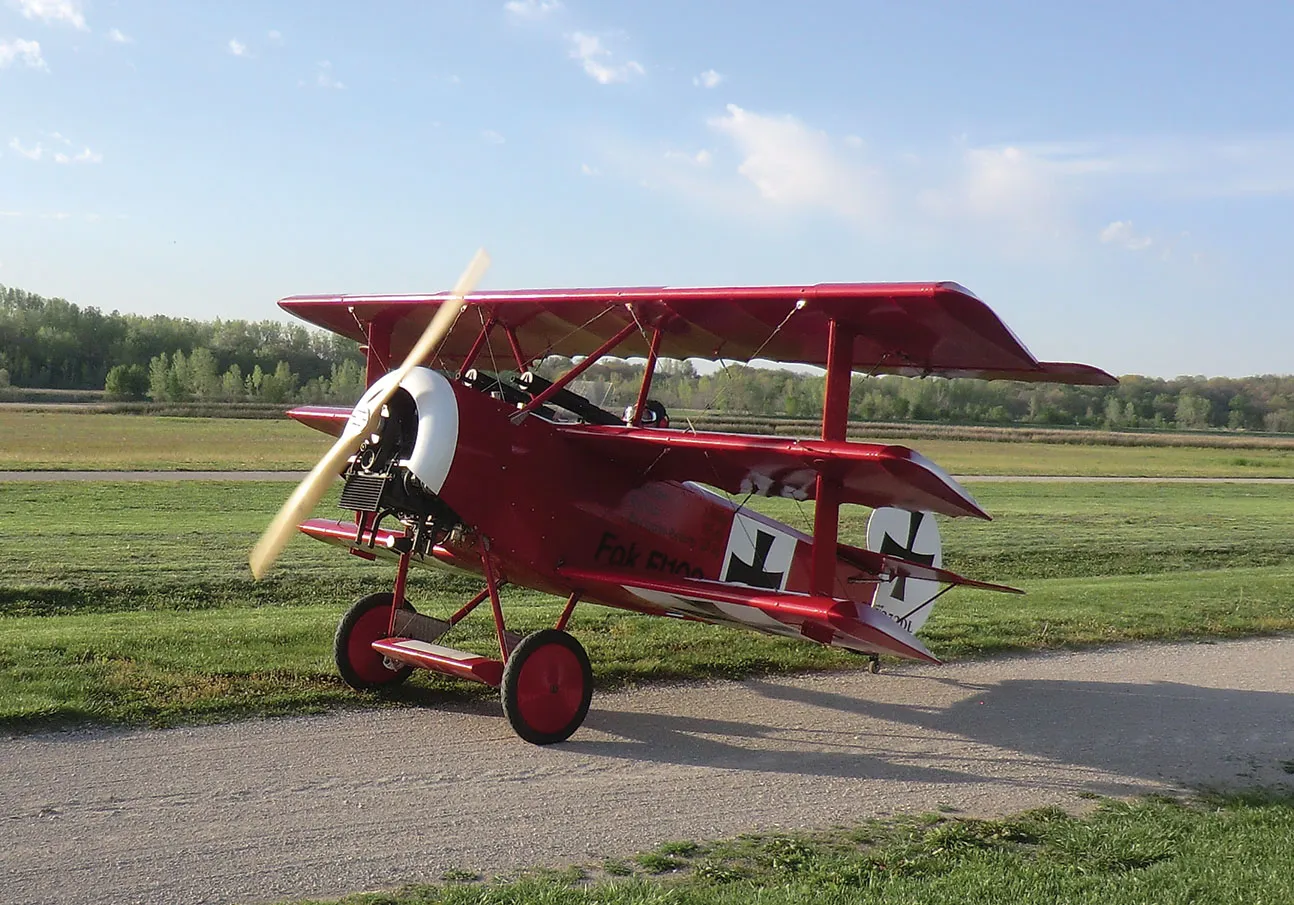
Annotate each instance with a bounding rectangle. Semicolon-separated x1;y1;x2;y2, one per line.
304;374;879;638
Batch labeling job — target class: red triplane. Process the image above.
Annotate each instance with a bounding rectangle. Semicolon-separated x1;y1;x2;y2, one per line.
251;252;1114;744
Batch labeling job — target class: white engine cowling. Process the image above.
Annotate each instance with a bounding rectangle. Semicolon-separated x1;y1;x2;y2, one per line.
351;367;459;493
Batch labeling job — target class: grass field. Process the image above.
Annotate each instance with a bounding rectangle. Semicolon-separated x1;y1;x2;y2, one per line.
5;409;1294;475
270;791;1294;905
1;479;1291;730
3;416;1292;905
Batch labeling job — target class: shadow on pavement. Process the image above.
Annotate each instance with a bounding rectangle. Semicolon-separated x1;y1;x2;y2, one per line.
572;673;1294;791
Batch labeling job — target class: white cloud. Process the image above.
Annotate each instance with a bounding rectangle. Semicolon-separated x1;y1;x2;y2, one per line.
267;29;283;44
1141;136;1294;197
915;144;1079;241
843;135;864;149
9;135;99;164
505;0;563;20
665;148;713;167
708;104;882;220
568;32;644;84
8;137;42;160
106;27;131;44
482;129;505;145
0;37;47;70
311;60;344;89
1100;220;1153;251
227;38;248;57
693;69;722;88
54;145;101;164
961;146;1060;221
581;162;599;176
948;136;1294;200
12;0;86;30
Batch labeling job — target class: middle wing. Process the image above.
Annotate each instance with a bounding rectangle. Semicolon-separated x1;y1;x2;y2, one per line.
557;424;989;519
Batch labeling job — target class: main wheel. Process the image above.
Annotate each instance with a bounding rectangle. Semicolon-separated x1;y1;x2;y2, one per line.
334;592;414;691
501;629;593;745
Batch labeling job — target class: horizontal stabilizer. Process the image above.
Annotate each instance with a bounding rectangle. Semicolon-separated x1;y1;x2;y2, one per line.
558;426;989;520
837;542;1023;594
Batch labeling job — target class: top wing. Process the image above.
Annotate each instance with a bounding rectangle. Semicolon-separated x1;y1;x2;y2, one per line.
280;282;1115;384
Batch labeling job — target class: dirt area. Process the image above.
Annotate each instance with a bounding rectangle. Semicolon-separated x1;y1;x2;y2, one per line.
3;636;1291;905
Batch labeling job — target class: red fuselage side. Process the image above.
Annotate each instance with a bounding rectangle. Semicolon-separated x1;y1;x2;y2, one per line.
426;382;872;618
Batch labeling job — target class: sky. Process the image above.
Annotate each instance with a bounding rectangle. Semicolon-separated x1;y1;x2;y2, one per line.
2;0;1292;378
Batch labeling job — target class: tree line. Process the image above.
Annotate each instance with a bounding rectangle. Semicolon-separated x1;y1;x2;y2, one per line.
551;361;1294;433
1;284;366;404
3;284;1293;431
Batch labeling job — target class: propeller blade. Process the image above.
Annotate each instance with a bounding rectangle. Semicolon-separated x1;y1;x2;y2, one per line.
249;247;491;579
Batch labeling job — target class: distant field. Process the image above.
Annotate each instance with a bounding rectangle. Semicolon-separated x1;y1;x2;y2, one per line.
0;411;332;470
1;479;1290;729
4;410;1294;476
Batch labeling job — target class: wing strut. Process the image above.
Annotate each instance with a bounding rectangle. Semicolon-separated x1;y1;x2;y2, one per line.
512;318;637;421
811;319;854;595
629;325;664;426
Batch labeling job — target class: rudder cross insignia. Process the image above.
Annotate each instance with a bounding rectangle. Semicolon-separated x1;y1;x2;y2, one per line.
878;511;935;601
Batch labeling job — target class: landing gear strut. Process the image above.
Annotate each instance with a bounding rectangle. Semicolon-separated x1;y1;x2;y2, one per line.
335;545;595;744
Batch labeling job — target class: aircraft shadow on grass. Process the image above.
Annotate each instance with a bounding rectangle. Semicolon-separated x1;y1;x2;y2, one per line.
567;673;1294;793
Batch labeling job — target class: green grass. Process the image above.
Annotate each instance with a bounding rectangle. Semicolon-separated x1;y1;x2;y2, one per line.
272;792;1294;905
915;437;1294;477
5;409;1294;475
2;480;1291;730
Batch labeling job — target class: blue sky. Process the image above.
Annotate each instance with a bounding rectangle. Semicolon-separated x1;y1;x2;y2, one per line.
2;0;1292;377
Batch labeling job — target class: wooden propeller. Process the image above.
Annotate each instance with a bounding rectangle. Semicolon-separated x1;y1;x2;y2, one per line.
249;248;490;579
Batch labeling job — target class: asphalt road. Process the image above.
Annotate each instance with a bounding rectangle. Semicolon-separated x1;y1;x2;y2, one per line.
3;637;1291;905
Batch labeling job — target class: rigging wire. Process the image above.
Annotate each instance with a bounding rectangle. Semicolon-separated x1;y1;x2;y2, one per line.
532;303;618;366
671;301;807;555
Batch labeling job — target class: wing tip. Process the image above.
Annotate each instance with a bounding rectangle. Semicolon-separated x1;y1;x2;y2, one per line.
1035;361;1119;386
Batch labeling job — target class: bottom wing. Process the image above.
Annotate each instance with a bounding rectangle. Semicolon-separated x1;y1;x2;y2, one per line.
559;565;941;663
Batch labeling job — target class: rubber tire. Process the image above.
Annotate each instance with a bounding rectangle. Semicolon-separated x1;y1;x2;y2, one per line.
334;592;415;691
501;629;593;745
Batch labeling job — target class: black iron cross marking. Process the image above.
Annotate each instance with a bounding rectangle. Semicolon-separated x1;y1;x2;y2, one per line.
879;511;935;601
725;529;786;590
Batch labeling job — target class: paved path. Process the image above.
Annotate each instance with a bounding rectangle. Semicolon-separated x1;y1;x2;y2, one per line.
3;470;1293;483
2;637;1291;905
